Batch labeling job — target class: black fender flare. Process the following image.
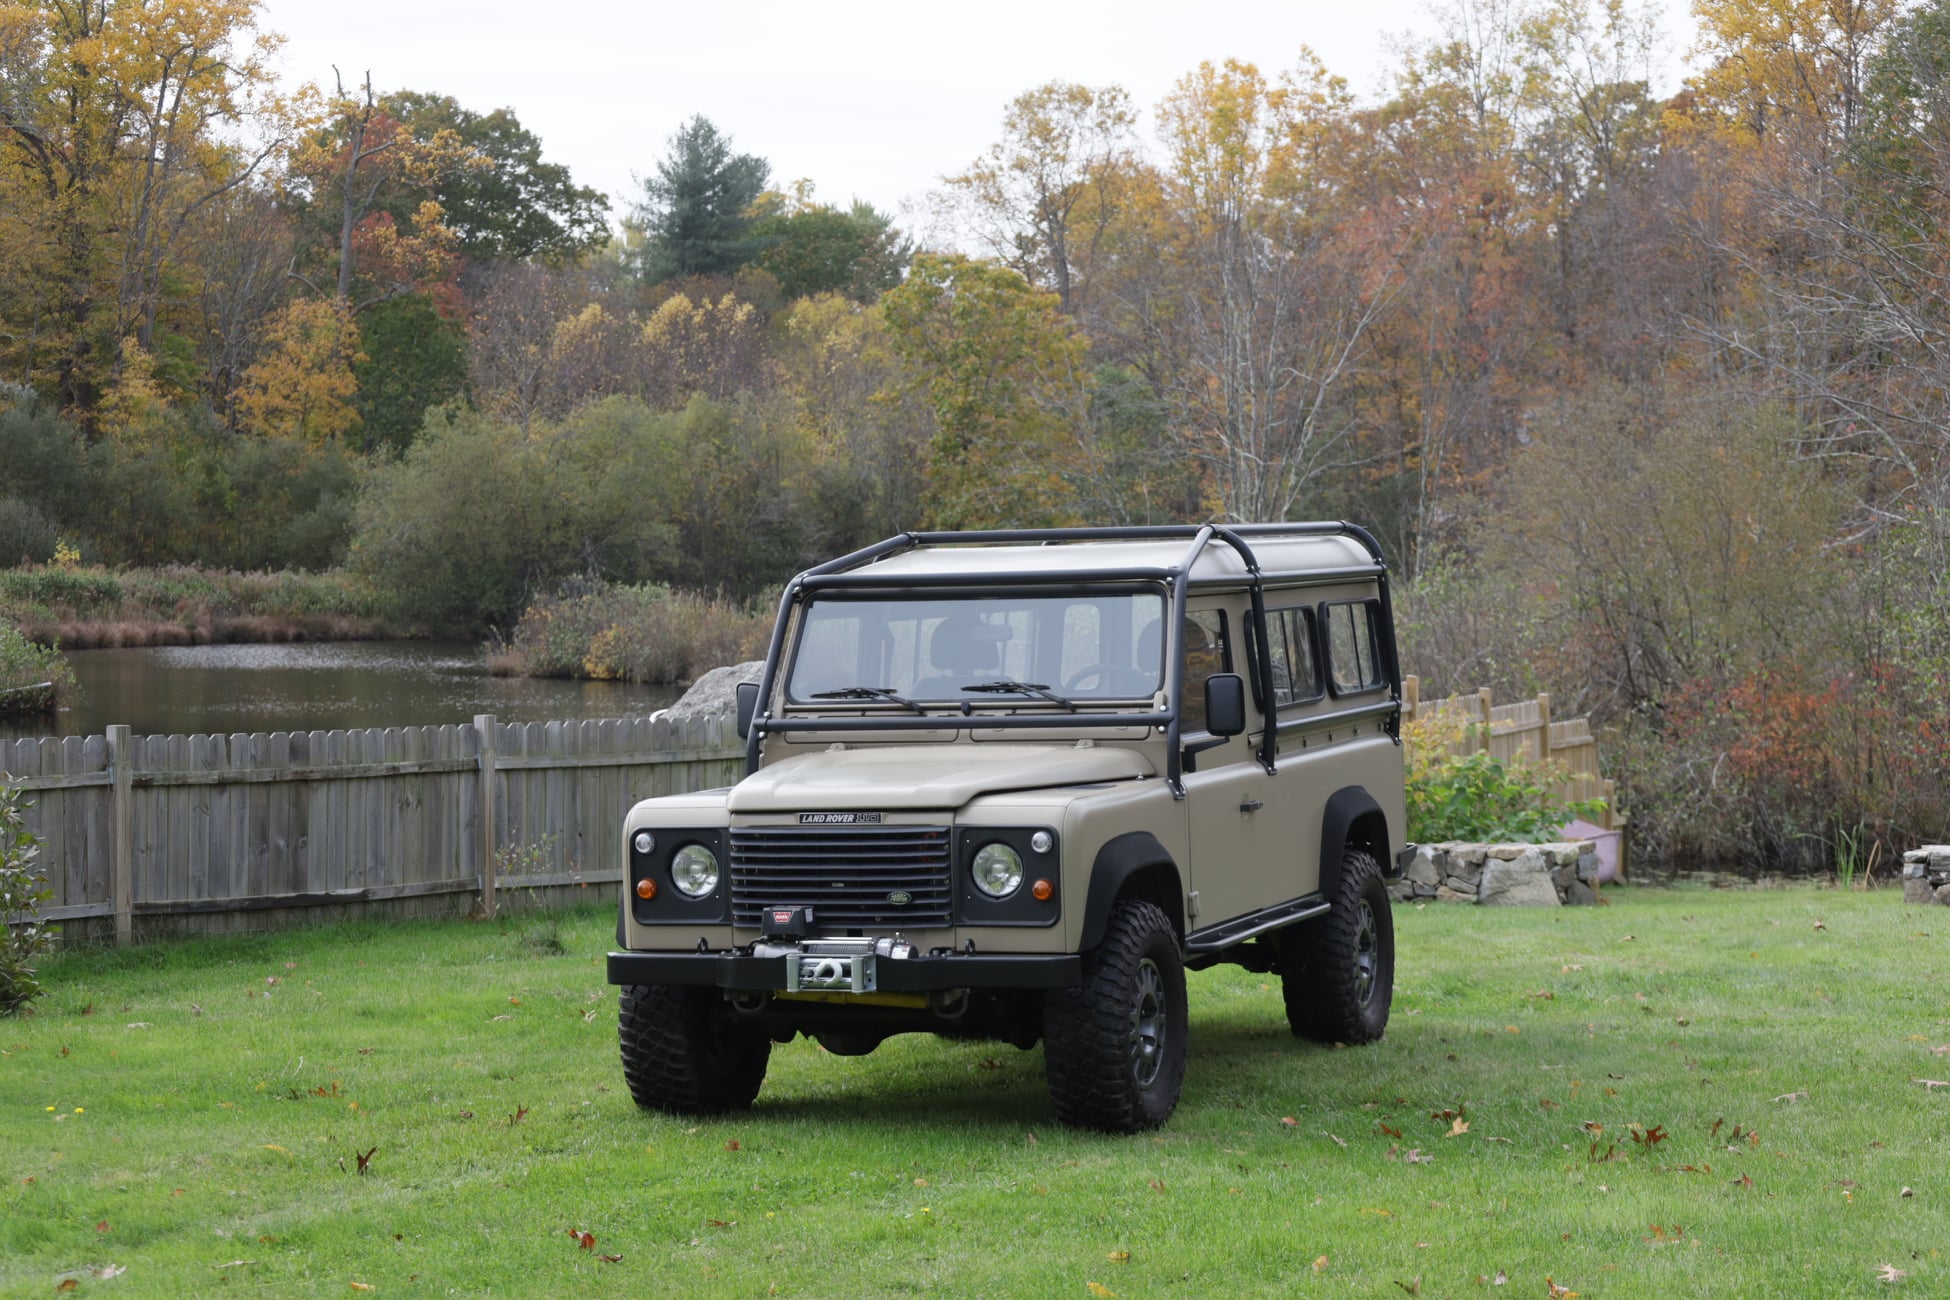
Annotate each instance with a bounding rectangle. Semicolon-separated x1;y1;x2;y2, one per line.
1079;831;1185;951
1319;786;1396;901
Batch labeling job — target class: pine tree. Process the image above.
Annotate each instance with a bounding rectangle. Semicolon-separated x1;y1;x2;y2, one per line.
629;116;771;283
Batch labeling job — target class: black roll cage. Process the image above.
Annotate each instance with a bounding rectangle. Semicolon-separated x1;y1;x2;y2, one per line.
742;524;1402;797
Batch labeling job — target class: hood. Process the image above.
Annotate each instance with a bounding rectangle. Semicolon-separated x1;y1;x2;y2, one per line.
726;743;1153;813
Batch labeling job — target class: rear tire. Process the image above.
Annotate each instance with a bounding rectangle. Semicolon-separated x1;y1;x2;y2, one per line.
1043;899;1187;1132
1279;849;1394;1044
619;984;771;1114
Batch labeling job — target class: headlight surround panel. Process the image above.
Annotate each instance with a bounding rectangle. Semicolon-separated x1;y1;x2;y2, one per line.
629;827;729;924
956;827;1061;927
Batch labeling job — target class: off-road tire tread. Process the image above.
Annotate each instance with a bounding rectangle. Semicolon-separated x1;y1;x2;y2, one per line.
1280;848;1393;1044
619;984;770;1114
1043;899;1187;1132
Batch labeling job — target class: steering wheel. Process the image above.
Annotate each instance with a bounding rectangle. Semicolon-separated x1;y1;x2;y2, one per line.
1061;664;1158;696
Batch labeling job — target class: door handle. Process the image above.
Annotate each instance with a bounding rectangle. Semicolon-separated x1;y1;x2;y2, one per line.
1239;798;1264;813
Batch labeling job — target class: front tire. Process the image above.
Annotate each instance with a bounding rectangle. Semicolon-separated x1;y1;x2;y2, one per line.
619;984;771;1114
1279;848;1394;1044
1043;899;1188;1132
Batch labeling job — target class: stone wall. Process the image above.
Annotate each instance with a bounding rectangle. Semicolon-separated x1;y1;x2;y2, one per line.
1392;841;1602;907
1903;846;1950;905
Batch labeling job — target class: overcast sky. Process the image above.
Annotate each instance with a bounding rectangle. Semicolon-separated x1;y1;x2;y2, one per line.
260;0;1696;230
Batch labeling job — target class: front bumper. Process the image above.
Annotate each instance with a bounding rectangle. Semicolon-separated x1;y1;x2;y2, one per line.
607;948;1081;992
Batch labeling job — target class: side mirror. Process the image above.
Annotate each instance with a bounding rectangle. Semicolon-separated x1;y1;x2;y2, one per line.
735;681;760;739
1204;674;1245;737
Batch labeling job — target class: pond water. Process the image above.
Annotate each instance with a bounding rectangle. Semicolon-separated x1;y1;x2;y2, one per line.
3;640;683;741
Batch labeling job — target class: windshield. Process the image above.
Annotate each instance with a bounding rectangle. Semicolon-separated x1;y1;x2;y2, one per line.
786;590;1167;703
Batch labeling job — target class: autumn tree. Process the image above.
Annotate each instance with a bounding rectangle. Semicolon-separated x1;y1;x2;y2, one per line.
626;116;770;283
1146;57;1401;526
286;71;477;313
0;0;285;412
939;80;1138;316
235;297;364;442
880;254;1090;529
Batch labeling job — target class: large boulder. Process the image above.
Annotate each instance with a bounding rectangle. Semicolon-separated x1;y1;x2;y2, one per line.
1478;850;1561;907
664;660;765;724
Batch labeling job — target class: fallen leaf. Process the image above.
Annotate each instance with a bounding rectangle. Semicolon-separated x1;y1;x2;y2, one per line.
1446;1118;1470;1138
1913;1078;1950;1091
1280;1116;1298;1128
1813;920;1827;931
1394;1277;1421;1295
1378;1122;1403;1138
1025;1131;1038;1145
1876;1264;1907;1283
1147;1178;1165;1193
1106;1251;1130;1263
569;1229;596;1250
599;1253;622;1263
1561;964;1583;972
57;1283;78;1294
1405;1149;1434;1164
350;1285;375;1294
95;1220;109;1233
1325;1132;1347;1147
1494;1270;1508;1285
1771;1091;1808;1103
708;1219;735;1229
913;1178;929;1188
1086;1284;1118;1298
725;1139;741;1151
1901;1186;1914;1198
354;1145;377;1174
1732;1173;1754;1188
1546;1280;1579;1298
1312;1255;1329;1274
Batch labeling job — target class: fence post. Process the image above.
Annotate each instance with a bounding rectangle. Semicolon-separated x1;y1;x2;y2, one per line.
1476;687;1493;752
106;724;133;946
1402;675;1420;716
475;714;498;918
1536;692;1552;764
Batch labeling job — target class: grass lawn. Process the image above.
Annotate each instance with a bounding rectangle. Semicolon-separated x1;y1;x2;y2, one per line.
2;886;1946;1297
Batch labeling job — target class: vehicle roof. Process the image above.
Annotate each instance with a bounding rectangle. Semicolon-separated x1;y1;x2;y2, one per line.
826;528;1381;586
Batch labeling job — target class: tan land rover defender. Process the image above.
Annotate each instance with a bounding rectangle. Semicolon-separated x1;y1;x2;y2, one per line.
607;525;1409;1132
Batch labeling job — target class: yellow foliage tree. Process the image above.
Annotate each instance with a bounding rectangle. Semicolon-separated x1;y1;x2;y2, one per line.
236;299;366;442
0;0;284;410
880;253;1089;529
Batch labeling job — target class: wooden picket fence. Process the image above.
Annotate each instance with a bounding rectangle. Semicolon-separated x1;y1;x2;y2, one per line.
1;714;742;943
1402;676;1628;859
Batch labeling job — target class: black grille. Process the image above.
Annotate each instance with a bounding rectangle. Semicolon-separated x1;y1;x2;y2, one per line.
729;826;953;929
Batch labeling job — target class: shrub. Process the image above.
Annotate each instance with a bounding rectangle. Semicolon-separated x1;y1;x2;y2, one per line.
0;626;76;716
489;581;768;684
1403;707;1603;843
0;783;53;1015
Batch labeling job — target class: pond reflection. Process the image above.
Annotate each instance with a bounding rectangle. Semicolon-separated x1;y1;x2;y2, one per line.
6;640;682;740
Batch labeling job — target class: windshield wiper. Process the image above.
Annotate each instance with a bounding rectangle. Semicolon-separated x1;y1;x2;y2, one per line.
961;680;1076;711
807;686;926;713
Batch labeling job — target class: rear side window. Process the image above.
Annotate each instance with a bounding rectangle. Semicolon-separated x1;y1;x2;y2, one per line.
1264;606;1322;707
1322;600;1385;696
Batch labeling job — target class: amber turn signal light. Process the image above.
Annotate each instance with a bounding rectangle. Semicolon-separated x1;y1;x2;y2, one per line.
1031;879;1053;901
636;878;657;900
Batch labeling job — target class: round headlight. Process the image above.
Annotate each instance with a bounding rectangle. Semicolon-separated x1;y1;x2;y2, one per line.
632;830;655;855
971;843;1024;898
670;844;720;898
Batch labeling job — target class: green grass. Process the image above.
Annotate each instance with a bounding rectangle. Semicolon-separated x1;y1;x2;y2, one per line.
2;887;1945;1297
